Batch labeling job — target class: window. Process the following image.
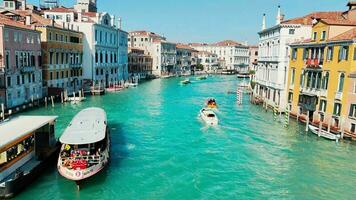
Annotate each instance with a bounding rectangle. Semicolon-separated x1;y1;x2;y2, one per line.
313;32;317;40
7;76;11;87
338;46;349;61
319;100;327;112
290;68;295;86
289;29;295;35
4;31;9;42
292;48;297;60
5;51;10;69
288;92;293;103
333;103;342;116
351;124;356;133
321;31;326;40
338;73;345;92
327;46;333;61
350;104;356;118
322;72;329;90
49;32;52;40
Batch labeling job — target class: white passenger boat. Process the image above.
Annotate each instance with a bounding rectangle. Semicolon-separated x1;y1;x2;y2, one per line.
125;83;138;88
57;108;110;188
0;116;59;199
308;125;341;142
200;109;218;126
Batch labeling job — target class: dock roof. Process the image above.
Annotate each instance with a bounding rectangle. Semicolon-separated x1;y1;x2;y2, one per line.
0;116;58;148
60;108;107;145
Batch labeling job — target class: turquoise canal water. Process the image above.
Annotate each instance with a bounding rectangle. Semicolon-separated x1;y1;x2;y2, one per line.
14;76;356;199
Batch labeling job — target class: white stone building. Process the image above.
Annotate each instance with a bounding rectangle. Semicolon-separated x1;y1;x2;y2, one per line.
255;6;313;110
190;40;249;73
196;51;219;73
128;31;177;77
176;44;193;76
43;0;128;87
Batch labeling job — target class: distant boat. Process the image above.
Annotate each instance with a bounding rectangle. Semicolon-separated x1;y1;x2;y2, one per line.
308;124;341;142
0;116;59;199
57;108;110;189
125;83;138;88
200;109;218;126
180;79;191;85
206;98;218;109
196;76;207;80
237;74;250;79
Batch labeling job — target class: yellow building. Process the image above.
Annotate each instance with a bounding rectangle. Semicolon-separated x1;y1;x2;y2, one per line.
287;3;356;136
14;10;84;96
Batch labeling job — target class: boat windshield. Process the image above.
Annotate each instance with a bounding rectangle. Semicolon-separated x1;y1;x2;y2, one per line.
207;114;215;118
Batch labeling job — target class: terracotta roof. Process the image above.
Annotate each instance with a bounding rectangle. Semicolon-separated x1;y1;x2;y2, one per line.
197;51;216;56
0;14;36;30
45;7;75;13
320;18;356;26
281;11;344;25
328;27;356;41
82;12;97;17
214;40;243;46
12;10;63;28
176;43;194;50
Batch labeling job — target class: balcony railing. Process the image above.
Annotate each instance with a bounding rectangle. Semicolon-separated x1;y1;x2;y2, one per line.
300;87;320;96
335;92;343;100
21;66;36;73
306;58;323;68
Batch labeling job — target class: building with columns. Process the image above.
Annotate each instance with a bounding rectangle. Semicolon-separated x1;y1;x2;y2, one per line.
254;6;314;111
287;2;356;138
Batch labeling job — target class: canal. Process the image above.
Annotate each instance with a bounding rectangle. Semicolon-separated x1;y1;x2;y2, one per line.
15;76;356;199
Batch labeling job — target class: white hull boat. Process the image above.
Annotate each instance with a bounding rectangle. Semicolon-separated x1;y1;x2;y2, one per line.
200;109;218;126
308;125;341;142
57;108;110;187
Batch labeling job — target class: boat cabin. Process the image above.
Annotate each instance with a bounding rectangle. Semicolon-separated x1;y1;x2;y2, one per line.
0;116;58;182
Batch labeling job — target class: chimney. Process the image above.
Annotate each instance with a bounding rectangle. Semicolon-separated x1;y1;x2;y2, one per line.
78;12;82;22
21;0;26;11
276;5;281;25
118;17;122;29
25;15;31;25
262;14;266;30
110;15;115;27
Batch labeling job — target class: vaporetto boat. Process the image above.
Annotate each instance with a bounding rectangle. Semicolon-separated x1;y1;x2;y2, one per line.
57;108;110;188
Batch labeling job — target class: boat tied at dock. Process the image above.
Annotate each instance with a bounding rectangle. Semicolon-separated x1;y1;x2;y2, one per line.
0;116;59;199
57;107;110;187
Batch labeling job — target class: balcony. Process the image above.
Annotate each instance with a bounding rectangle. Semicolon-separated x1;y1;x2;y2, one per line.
335;92;343;100
319;89;327;97
69;64;83;68
300;87;320;97
305;58;323;68
21;66;36;73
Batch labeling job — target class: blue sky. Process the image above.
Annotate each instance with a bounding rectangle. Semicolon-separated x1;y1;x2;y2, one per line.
2;0;347;44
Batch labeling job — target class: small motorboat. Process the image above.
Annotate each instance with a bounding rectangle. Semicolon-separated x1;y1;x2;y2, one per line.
180;79;191;85
206;98;218;109
57;108;110;188
237;74;250;79
200;109;218;126
125;83;138;88
239;81;249;88
196;76;207;80
308;124;341;142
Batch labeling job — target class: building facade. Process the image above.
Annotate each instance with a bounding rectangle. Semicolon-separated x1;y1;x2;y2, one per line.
0;15;43;109
254;7;315;111
176;44;193;76
190;40;249;72
128;48;152;79
129;31;177;77
43;0;128;88
196;51;219;73
287;5;356;136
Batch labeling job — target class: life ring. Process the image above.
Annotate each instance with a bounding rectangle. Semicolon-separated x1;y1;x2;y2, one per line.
75;171;82;178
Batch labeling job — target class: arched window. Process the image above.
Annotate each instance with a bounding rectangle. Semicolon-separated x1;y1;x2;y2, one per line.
316;72;322;89
322;72;329;90
338;73;345;92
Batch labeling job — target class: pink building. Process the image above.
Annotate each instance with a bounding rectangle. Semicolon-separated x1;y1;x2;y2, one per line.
0;14;43;109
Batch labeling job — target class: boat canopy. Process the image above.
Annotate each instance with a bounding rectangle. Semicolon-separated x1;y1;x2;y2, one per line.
60;108;107;145
0;116;58;148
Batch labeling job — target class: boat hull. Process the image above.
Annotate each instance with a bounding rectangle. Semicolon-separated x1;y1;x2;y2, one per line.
308;125;341;141
0;145;60;199
200;110;218;126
